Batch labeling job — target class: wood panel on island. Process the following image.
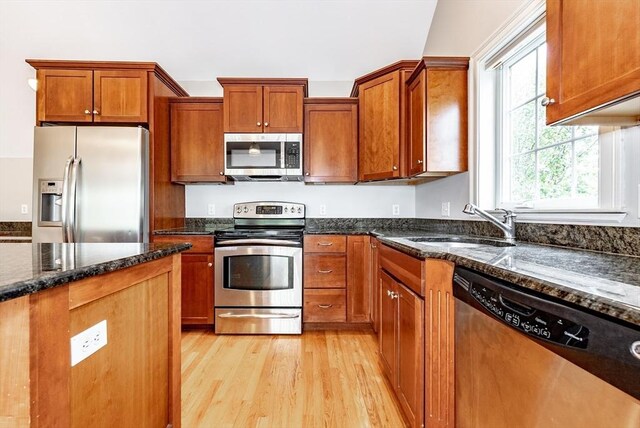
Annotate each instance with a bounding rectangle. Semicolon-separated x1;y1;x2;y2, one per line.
303;98;358;183
169;97;227;183
378;243;456;428
153;235;215;325
217;78;308;133
545;0;640;125
26;59;189;232
303;235;371;327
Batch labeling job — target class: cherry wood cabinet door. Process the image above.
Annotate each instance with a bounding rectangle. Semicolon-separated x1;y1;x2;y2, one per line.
546;0;640;124
170;100;225;182
180;254;214;325
303;289;347;323
223;84;263;132
379;271;397;381
407;70;426;175
93;70;148;123
303;100;358;183
36;69;94;123
397;282;425;428
425;259;455;428
358;71;402;181
263;85;304;133
346;235;371;323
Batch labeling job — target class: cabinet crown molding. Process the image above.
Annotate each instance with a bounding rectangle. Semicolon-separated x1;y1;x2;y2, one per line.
405;56;470;85
350;60;420;97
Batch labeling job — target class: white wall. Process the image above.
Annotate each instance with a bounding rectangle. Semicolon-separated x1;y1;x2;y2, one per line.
187;182;415;218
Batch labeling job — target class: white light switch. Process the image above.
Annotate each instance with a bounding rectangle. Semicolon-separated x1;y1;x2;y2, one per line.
71;320;107;366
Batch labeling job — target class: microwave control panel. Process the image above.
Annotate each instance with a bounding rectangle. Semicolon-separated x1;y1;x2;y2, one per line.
285;142;300;168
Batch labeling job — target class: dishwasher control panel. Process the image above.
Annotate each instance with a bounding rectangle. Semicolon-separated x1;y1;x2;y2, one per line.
470;283;590;349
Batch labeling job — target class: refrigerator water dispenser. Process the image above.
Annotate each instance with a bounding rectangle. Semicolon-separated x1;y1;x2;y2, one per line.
38;179;63;226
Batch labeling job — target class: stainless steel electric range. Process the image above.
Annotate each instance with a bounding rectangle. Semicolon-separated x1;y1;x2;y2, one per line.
214;201;305;334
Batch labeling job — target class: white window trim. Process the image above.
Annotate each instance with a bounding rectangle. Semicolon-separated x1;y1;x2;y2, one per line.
470;0;626;224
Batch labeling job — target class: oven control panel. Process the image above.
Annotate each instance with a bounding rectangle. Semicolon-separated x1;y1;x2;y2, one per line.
470;283;590;349
233;201;305;219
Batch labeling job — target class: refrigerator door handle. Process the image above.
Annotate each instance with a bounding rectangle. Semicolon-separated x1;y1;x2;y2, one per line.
61;156;74;243
68;157;81;243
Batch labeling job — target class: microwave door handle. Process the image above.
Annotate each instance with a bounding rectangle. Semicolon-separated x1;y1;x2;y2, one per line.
61;156;74;243
215;239;301;247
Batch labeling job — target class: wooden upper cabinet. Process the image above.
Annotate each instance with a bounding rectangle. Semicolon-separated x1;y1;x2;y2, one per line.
352;61;418;181
170;98;226;183
93;70;147;123
36;69;94;123
29;61;151;124
263;85;304;132
218;78;307;133
406;57;469;176
222;84;263;132
303;98;358;183
546;0;640;125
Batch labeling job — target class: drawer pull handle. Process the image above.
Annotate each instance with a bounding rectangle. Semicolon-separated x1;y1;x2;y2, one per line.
318;304;333;309
317;242;333;246
318;269;333;274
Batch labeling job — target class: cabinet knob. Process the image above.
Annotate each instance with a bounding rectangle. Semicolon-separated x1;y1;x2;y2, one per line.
392;165;398;171
540;97;556;107
84;109;91;115
264;122;269;127
305;172;310;176
92;109;99;115
208;262;213;267
219;171;224;175
257;122;261;127
417;159;423;164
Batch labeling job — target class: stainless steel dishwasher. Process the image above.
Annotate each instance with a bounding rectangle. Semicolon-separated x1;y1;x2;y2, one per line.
453;267;640;428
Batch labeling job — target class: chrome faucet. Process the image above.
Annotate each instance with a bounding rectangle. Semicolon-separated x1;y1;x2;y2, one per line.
462;203;516;242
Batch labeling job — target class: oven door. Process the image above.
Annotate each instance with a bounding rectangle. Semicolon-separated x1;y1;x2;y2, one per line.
214;244;302;307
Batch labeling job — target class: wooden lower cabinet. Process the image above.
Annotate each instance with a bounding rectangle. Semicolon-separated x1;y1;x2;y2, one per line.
379;270;425;428
153;235;214;325
303;235;371;326
371;238;380;334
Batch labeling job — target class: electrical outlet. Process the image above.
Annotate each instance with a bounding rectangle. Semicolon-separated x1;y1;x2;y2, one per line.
392;204;400;216
441;202;450;217
71;320;107;366
207;203;215;216
20;204;28;214
319;204;327;216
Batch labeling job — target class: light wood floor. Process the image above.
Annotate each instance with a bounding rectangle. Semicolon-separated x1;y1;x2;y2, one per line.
181;329;407;428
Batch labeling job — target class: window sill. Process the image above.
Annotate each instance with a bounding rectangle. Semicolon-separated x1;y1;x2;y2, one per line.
503;210;627;224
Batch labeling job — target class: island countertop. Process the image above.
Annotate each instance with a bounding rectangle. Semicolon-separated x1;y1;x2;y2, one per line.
0;242;191;302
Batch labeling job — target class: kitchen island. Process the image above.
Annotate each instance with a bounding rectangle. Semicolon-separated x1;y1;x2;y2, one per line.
0;242;190;428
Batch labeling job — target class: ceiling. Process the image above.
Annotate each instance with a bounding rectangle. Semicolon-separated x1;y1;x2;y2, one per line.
0;0;438;83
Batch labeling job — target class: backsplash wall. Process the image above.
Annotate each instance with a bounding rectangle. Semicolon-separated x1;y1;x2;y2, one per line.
185;182;416;218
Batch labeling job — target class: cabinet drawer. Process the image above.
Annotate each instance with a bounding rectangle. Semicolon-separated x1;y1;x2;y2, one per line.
304;289;346;323
304;255;346;288
153;235;214;253
304;235;346;253
379;244;424;296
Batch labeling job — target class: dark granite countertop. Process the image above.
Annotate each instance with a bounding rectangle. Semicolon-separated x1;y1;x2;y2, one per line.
0;242;191;302
378;234;640;328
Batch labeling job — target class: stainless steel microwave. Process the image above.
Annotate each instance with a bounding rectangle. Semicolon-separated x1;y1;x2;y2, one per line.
224;133;303;181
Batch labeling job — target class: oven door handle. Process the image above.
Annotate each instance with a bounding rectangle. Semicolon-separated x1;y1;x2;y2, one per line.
216;239;301;247
217;313;301;319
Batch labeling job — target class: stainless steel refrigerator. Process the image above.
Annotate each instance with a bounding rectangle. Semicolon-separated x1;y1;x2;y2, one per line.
32;126;149;243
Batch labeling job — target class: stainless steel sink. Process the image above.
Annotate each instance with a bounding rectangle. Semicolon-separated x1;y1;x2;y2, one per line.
405;236;515;248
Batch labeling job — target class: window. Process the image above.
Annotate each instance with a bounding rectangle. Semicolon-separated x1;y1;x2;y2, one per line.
497;34;601;209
